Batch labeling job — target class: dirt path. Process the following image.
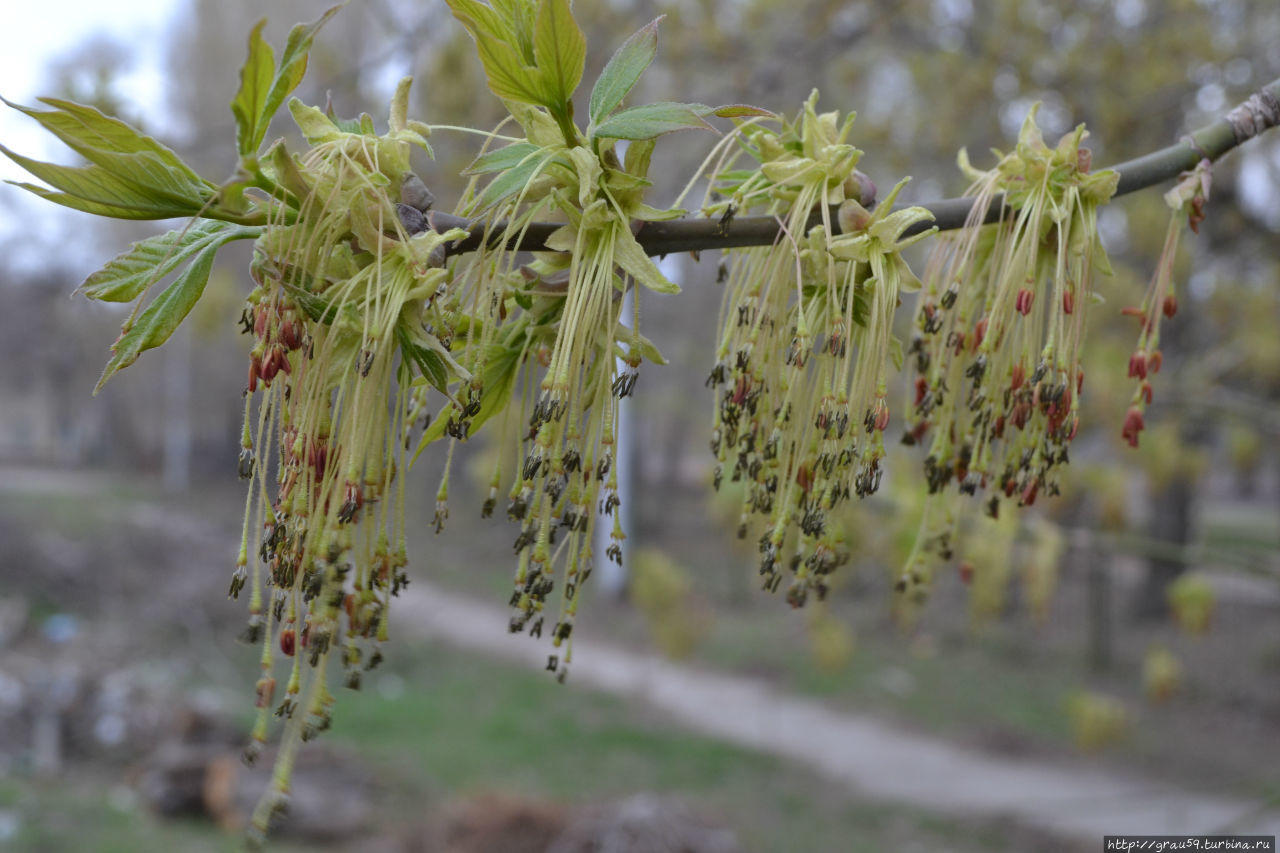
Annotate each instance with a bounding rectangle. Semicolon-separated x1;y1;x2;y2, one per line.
394;582;1280;843
5;465;1277;843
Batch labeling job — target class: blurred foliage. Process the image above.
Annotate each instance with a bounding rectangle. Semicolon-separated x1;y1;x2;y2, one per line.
629;548;711;660
1143;645;1184;703
1066;689;1132;750
1167;572;1216;634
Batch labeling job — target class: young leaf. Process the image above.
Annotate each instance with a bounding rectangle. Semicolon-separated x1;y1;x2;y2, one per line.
474;36;547;105
95;243;221;391
590;102;714;142
464;141;541;175
473;150;554;211
0;145;208;219
533;0;586;109
230;6;341;158
396;325;451;394
613;223;679;293
444;0;508;42
3;96;210;186
412;342;521;461
81;220;260;303
710;104;775;119
230;20;274;157
589;17;662;126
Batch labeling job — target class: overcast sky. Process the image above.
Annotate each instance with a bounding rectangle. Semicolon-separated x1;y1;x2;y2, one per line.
0;0;179;263
1;0;180;178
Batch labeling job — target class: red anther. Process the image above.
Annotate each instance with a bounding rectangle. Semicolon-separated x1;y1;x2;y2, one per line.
959;562;974;584
1062;289;1075;315
795;464;814;493
1140;382;1153;405
1128;351;1148;380
992;415;1006;439
1021;481;1038;506
280;317;303;350
1016;288;1034;316
1010;363;1026;392
309;440;328;477
1162;295;1178;318
1121;406;1145;448
279;628;296;657
254;304;269;338
914;377;928;406
1077;147;1092;173
1076;369;1085;395
247;360;259;393
1148;350;1162;374
1003;478;1018;498
1120;306;1145;318
255;677;276;709
972;317;988;350
1068;416;1079;441
874;404;890;432
1012;403;1030;430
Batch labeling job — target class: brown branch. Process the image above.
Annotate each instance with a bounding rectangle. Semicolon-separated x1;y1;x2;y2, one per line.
434;77;1280;257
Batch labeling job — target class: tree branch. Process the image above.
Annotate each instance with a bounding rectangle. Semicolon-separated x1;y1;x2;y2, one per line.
434;77;1280;257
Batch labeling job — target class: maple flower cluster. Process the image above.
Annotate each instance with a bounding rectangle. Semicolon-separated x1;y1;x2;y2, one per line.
704;92;934;605
899;108;1118;595
1120;159;1211;448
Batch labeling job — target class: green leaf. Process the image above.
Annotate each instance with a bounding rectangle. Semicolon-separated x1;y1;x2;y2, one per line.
82;220;260;303
613;223;679;294
263;140;312;202
3;96;210;187
95;242;220;391
622;138;655;181
710;104;775;119
474;36;547;105
473;150;553;211
4;182;189;220
288;98;342;144
533;0;586;109
444;0;508;42
412;342;522;461
617;326;667;365
589;17;661;126
230;6;341;157
396;325;450;394
591;102;714;142
464;142;541;175
230;20;274;156
0;145;209;219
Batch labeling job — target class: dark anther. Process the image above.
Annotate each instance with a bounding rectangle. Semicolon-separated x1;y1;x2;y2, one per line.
717;204;736;236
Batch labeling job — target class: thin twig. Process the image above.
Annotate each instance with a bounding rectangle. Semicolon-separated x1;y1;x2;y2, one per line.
436;77;1280;257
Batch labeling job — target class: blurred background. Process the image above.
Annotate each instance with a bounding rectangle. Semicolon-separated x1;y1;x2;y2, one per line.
1;1;1279;850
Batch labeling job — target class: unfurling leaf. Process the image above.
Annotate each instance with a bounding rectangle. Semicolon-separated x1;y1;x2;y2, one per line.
591;102;715;142
231;6;341;158
589;16;662;126
95;242;221;392
81;220;260;303
533;0;586;109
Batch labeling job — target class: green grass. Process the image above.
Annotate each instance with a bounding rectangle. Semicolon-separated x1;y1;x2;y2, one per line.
322;641;1074;852
0;776;255;853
